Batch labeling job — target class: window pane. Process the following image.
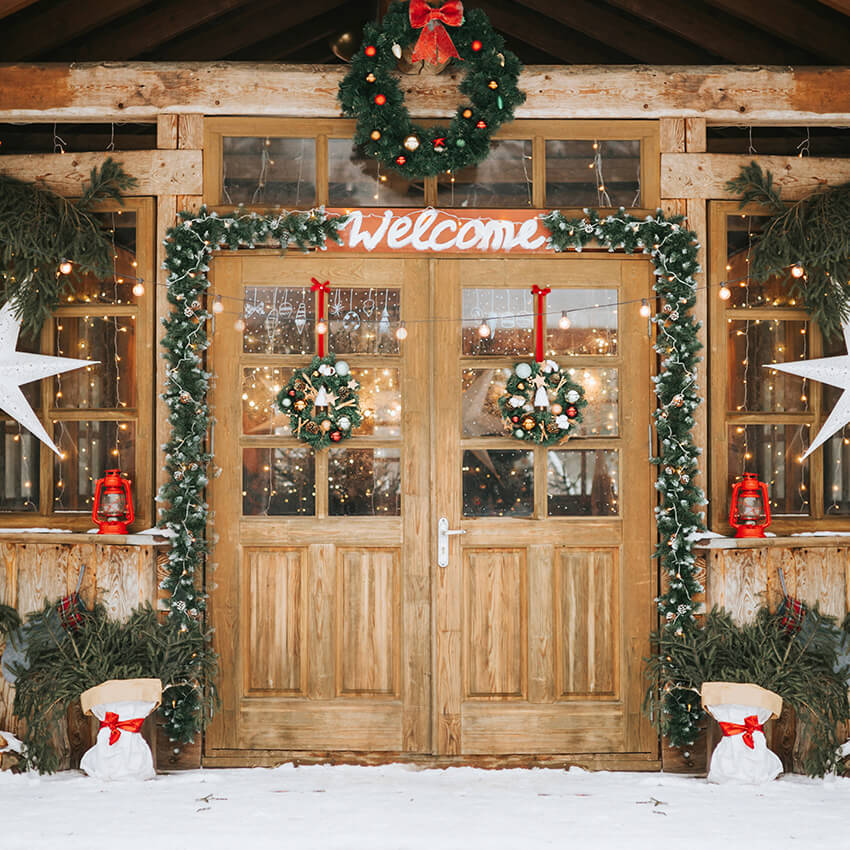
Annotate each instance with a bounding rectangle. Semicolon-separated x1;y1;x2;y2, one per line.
0;425;39;512
222;137;316;207
242;447;315;516
462;367;512;437
350;368;401;438
822;331;850;514
566;367;618;437
727;319;809;413
463;449;533;517
70;210;139;305
546;140;641;208
328;448;400;516
437;140;533;208
328;287;400;354
728;424;810;516
546;288;618;357
725;215;794;308
54;316;135;409
242;367;293;436
462;288;533;356
53;421;135;512
548;449;619;516
242;286;314;354
328;139;424;207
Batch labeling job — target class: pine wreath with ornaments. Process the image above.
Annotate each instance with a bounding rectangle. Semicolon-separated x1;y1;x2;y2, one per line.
498;360;586;445
275;355;363;449
337;0;525;179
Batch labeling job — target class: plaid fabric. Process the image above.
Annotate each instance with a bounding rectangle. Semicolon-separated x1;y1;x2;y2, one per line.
778;594;807;635
56;592;85;632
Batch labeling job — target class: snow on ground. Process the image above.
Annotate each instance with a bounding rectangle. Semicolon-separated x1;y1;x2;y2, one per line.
1;764;847;849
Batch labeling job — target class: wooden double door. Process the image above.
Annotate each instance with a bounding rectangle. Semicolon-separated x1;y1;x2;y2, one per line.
206;253;657;766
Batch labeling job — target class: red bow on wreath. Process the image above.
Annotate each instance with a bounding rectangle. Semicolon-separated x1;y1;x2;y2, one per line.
409;0;463;65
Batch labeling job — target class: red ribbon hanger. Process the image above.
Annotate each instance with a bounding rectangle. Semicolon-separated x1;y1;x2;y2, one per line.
99;711;146;746
409;0;463;65
718;714;764;750
531;285;551;363
311;278;331;356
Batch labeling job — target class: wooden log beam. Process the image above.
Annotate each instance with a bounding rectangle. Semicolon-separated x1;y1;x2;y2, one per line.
0;0;39;17
661;153;850;200
2;64;850;123
0;149;202;195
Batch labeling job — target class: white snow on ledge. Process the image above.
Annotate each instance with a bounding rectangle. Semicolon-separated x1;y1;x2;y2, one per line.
0;764;847;850
0;527;73;533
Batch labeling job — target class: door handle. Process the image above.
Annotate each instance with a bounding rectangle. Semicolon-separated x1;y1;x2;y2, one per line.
437;516;466;567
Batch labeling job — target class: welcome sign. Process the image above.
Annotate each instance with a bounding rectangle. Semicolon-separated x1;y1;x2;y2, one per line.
325;208;550;254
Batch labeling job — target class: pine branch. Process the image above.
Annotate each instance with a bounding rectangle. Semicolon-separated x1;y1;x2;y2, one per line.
0;603;20;639
78;157;138;209
725;161;785;214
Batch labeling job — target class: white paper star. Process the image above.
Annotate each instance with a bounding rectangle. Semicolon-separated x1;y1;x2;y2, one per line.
0;301;95;455
767;320;850;460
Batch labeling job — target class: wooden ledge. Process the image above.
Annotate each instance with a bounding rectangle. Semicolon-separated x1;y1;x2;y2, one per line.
0;531;170;546
694;534;850;550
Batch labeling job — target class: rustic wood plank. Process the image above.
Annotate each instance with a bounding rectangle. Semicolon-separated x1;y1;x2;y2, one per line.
156;114;178;150
0;0;39;17
527;543;554;704
2;65;850;122
306;543;336;702
662;153;850;200
0;150;201;195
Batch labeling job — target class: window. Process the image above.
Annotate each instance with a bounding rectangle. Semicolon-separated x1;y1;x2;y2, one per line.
205;119;660;213
709;202;850;531
0;199;154;529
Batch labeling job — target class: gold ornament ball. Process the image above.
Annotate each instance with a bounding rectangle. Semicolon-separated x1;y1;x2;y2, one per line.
403;134;420;152
313;370;320;377
293;399;307;412
521;415;536;431
321;419;332;432
370;130;382;141
462;108;473;119
488;80;498;90
551;403;563;415
366;73;376;83
517;382;525;390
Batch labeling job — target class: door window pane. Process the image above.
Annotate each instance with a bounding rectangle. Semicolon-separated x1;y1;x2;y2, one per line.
242;447;315;516
546;288;618;356
462;449;533;517
727;319;809;412
328;287;401;354
0;425;39;512
546;139;641;208
725;215;794;308
350;368;401;438
728;424;810;516
222;137;316;207
242;286;315;354
71;210;139;304
822;331;850;514
437;140;533;208
328;448;401;516
53;421;136;512
566;367;618;437
462;288;533;356
328;139;424;207
242;367;293;436
548;449;619;516
462;367;512;437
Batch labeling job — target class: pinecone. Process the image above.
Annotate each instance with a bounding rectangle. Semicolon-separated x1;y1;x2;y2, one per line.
546;421;559;434
294;379;306;391
304;420;320;434
338;387;350;399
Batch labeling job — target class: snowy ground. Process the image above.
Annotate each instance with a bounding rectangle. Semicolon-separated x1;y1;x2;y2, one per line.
1;764;848;849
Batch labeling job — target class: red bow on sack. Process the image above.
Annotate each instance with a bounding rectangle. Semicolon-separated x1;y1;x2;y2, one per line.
409;0;463;65
718;714;763;750
99;711;146;746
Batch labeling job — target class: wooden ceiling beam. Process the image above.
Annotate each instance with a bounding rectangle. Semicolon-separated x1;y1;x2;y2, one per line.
601;0;816;64
816;0;850;14
2;64;850;123
2;0;152;61
700;0;850;63
148;0;351;61
515;0;717;64
0;0;39;19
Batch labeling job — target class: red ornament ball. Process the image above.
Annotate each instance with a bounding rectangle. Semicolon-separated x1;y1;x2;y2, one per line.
511;415;520;423
396;155;407;165
471;40;482;52
374;93;387;105
288;389;296;397
476;120;487;129
566;405;578;418
330;430;342;442
364;45;377;57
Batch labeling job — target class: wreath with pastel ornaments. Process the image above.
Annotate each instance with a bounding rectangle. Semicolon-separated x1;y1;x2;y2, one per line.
337;0;525;179
275;355;363;449
498;360;586;445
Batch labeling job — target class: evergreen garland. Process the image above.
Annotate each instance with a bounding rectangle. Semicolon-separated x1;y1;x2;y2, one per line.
727;161;850;339
0;159;137;336
338;1;525;179
644;606;850;777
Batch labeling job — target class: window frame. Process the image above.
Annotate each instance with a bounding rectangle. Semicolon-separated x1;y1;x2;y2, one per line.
0;197;155;530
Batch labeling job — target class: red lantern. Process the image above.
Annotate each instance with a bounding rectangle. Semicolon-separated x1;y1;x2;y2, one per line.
92;468;134;534
729;472;770;538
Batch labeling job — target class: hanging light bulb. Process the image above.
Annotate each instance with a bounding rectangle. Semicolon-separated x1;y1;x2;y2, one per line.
316;318;328;335
234;317;246;332
719;285;732;301
791;263;805;278
132;282;145;297
558;311;571;330
639;299;652;318
59;259;72;275
395;323;408;340
212;295;224;314
478;319;492;338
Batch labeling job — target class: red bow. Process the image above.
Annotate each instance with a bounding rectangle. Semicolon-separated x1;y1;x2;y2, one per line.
99;711;146;746
531;285;551;297
310;278;330;294
409;0;463;65
718;714;763;750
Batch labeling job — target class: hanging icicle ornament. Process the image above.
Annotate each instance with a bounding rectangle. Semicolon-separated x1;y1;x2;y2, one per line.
497;285;586;445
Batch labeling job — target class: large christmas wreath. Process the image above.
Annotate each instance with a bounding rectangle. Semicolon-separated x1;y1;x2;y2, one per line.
338;0;525;179
275;354;363;449
498;359;586;445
